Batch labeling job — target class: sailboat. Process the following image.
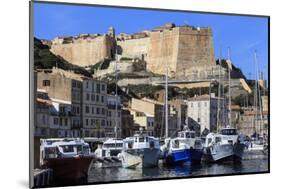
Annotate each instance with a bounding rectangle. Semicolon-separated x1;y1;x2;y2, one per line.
160;65;193;165
248;51;268;152
203;48;245;162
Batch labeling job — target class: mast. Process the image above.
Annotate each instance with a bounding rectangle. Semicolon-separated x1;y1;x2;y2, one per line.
254;51;263;135
114;46;118;139
216;49;222;132
228;47;232;127
165;62;169;138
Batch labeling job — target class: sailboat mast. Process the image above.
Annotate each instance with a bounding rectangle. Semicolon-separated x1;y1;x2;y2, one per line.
253;51;259;134
165;63;169;138
228;47;232;127
254;51;264;135
114;47;118;139
216;49;222;132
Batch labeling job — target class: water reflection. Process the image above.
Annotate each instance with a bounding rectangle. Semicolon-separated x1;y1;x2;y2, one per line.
88;151;268;184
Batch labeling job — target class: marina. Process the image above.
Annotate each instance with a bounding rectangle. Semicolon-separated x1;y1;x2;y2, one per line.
88;149;268;184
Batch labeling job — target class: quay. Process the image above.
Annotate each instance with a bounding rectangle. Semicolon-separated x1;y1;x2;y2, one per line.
33;168;53;187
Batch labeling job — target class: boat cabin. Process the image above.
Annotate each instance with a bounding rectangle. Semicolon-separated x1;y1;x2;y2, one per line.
124;130;160;150
101;138;124;157
40;138;91;165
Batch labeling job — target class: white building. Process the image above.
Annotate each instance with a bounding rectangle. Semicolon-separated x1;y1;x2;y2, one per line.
186;94;228;134
82;78;108;137
106;95;122;138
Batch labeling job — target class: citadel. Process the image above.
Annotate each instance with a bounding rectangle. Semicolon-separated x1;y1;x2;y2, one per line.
50;23;216;79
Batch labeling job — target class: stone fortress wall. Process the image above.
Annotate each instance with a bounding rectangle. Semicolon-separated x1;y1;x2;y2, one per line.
51;34;115;67
49;23;216;78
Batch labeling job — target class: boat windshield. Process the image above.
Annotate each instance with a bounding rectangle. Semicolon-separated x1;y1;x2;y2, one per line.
220;129;237;135
44;147;58;159
103;143;123;148
186;132;195;138
60;145;75;153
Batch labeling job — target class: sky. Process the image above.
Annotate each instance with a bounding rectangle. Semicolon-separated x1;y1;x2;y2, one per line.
33;2;269;81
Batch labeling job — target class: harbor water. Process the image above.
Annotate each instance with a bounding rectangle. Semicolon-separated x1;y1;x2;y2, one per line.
87;150;268;184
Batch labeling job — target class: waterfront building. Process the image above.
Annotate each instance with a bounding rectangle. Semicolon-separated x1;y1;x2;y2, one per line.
186;94;228;135
128;108;155;136
81;78;108;137
37;68;83;137
106;95;122;138
35;90;51;138
36;67;122;138
121;108;136;138
130;97;177;137
169;99;188;131
35;89;75;138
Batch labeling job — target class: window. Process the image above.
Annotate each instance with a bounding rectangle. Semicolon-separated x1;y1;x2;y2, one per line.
198;118;200;123
85;119;89;126
73;81;76;88
91;119;94;126
101;120;105;126
42;80;50;86
198;102;201;107
96;95;99;102
92;83;95;92
96;107;100;114
60;145;74;153
59;106;65;114
86;81;89;88
85;106;89;113
53;118;58;125
91;94;95;101
97;83;100;93
101;96;104;103
92;107;95;114
77;107;80;114
204;102;207;107
101;84;105;91
64;118;68;126
86;93;90;101
59;118;63;125
102;108;105;115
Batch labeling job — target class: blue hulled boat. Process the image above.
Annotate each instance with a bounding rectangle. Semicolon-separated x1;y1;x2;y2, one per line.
177;129;203;164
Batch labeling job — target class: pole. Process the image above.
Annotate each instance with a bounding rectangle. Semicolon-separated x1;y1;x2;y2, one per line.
165;63;169;138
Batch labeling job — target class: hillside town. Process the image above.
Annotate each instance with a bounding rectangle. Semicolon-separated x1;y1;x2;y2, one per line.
33;22;269;187
34;23;268;140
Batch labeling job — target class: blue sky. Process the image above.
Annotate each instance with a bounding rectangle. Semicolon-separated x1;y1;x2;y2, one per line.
34;2;269;80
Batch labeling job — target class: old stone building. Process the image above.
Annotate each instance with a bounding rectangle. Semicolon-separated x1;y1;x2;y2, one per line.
49;23;215;78
186;94;228;134
81;78;109;137
36;67;122;138
106;95;122;138
37;68;83;137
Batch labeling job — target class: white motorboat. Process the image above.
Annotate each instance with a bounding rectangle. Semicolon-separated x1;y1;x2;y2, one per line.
94;138;124;158
118;129;160;169
204;127;245;162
